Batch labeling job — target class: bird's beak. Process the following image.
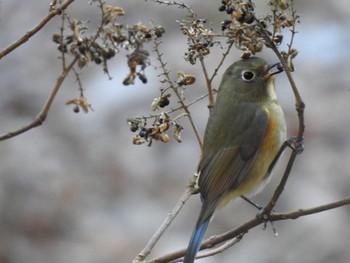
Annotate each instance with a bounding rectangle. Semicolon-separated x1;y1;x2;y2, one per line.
268;62;284;76
264;62;283;80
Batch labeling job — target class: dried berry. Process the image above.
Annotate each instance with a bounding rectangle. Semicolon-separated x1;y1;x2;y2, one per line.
219;5;226;12
73;105;80;113
159;97;169;108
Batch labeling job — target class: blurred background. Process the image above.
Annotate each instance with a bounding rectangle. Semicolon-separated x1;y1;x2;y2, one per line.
0;0;350;262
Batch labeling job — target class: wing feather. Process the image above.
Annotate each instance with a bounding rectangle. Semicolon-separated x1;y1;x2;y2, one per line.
197;107;269;221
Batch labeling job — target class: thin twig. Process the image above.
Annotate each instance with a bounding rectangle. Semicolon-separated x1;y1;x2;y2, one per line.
195;234;243;260
0;0;109;141
269;196;350;220
0;57;78;141
150;0;196;18
199;41;235;110
133;184;196;263
153;38;203;149
0;0;76;59
209;41;234;84
262;150;297;217
198;54;214;109
255;16;305;144
58;6;67;68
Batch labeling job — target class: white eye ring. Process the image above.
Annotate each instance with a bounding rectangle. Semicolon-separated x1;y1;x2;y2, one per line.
241;70;255;81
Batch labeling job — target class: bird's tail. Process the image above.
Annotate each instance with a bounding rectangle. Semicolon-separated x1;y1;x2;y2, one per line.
183;216;211;263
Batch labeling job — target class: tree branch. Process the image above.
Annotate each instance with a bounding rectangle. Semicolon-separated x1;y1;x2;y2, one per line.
269;196;350;221
255;14;305;145
0;57;78;141
151;196;350;262
0;0;76;59
133;182;197;263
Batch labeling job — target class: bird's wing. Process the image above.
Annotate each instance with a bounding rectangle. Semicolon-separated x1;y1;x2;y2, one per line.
197;108;269;221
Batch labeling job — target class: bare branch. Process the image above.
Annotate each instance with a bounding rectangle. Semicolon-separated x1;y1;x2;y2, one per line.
0;0;76;59
194;234;243;260
152;196;350;262
254;15;305;145
150;0;196;18
270;196;350;221
262;150;297;217
209;41;234;84
197;55;214;110
133;183;196;263
0;57;78;141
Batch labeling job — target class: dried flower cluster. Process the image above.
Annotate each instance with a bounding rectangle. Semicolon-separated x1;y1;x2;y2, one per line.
178;19;214;65
53;0;165;84
127;0;299;146
128;112;183;146
65;97;91;113
53;0;298;145
219;0;299;60
127;65;197;146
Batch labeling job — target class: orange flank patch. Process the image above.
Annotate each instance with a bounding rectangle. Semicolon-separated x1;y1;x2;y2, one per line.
261;109;278;151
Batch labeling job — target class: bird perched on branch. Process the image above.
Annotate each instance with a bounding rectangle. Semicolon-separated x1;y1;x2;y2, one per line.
184;57;286;263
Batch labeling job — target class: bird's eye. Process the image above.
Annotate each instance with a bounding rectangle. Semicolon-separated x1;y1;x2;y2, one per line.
241;71;255;81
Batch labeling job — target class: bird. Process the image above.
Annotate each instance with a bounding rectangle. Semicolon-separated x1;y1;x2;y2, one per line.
183;57;286;263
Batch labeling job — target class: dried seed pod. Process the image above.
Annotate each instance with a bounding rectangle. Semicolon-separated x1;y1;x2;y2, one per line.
289;48;298;59
273;34;283;45
66;97;89;113
103;5;125;23
153;26;165;38
158;112;170;124
278;0;288;10
57;43;67;53
147;126;159;136
159;96;169;108
103;48;116;59
173;124;183;143
151;97;160;111
159;122;170;133
127;118;141;132
52;34;62;44
133;135;145;145
78;56;89;69
283;19;294;27
177;72;196;86
241;51;251;59
160;133;169;143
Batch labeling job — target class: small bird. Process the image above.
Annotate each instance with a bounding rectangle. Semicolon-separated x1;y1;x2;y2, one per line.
183;57;286;263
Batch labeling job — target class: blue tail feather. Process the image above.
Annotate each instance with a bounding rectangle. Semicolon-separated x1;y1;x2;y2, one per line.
183;217;211;263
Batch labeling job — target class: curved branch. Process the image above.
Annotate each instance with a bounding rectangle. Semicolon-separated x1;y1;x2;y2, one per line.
0;57;78;141
255;15;305;144
0;0;76;59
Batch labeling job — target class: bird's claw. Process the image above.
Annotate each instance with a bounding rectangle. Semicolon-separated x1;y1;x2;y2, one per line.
286;136;304;154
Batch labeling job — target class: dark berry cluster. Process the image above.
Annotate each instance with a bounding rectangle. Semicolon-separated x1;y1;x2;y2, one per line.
128;113;183;146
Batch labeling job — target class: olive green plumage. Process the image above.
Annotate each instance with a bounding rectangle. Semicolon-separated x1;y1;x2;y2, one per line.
184;57;286;263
